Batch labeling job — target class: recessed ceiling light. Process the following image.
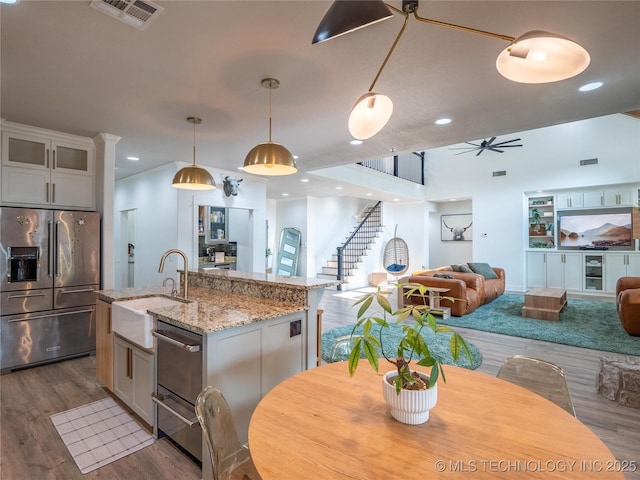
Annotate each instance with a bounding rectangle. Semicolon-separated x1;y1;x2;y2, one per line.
300;178;309;183
435;118;452;125
336;186;343;190
282;193;289;197
350;139;363;145
293;155;299;159
449;198;457;201
578;81;603;92
393;198;399;202
366;192;372;196
127;156;139;161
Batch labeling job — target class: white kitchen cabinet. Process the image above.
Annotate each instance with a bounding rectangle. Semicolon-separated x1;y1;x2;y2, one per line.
114;335;155;426
203;312;305;445
604;253;640;293
556;192;583;209
1;122;95;209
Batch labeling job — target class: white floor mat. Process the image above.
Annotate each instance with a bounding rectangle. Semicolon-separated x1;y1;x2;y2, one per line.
50;397;154;474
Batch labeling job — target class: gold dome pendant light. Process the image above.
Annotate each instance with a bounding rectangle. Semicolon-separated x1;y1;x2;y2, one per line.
172;116;216;190
243;78;297;176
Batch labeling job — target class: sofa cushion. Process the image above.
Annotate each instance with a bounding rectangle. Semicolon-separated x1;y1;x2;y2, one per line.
468;262;498;279
451;264;473;273
434;273;454;279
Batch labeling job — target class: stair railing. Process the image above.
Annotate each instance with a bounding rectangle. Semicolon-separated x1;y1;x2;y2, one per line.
336;201;382;291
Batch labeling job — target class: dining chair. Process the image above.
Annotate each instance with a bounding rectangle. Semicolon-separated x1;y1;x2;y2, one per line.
195;386;260;480
496;355;576;416
329;335;361;363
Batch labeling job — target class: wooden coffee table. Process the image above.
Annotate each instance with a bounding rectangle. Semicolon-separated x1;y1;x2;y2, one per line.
522;287;567;321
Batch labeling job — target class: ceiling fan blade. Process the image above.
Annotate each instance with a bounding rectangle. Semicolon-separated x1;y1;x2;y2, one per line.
475;149;484;156
489;148;505;153
499;144;523;148
486;136;497;145
493;138;522;147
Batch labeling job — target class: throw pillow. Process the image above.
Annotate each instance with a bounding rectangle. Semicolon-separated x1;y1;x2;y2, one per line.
451;264;473;273
387;263;406;272
467;262;498;279
434;273;454;279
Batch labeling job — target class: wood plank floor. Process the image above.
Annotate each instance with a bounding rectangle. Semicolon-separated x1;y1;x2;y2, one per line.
321;288;640;480
1;288;638;479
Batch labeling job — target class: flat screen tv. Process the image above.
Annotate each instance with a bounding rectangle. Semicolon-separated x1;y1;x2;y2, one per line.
558;209;633;250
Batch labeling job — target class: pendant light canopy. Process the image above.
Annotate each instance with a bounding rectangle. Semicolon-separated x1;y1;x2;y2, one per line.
317;0;590;140
243;78;297;176
172;117;216;190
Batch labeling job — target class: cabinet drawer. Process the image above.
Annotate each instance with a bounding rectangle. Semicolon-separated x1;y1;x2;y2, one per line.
1;289;53;315
1;306;95;371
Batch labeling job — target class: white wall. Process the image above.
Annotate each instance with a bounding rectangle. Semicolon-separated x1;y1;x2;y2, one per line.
114;163;268;288
114;164;178;288
424;114;640;292
429;200;473;268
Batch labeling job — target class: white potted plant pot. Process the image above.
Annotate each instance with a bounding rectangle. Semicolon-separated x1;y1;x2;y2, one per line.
382;371;438;425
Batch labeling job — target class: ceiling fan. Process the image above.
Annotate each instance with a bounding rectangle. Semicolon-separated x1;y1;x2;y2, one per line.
450;136;523;156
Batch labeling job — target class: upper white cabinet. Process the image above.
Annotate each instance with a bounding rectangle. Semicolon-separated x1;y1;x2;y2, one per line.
556;192;583;209
557;187;636;210
1;122;95;209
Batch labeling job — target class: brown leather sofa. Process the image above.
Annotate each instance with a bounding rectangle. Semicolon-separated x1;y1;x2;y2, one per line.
616;277;640;336
398;265;505;317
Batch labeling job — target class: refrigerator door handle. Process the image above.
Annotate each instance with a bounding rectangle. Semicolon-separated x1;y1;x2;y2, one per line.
48;221;54;277
54;221;60;277
59;287;95;295
8;292;48;299
6;246;11;280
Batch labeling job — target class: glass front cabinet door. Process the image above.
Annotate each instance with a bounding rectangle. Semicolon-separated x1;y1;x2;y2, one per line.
208;207;227;241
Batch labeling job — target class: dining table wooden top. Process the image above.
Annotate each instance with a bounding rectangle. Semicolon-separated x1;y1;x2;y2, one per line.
248;361;627;479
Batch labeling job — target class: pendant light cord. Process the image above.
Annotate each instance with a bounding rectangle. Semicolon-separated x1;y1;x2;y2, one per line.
268;84;273;142
192;120;197;166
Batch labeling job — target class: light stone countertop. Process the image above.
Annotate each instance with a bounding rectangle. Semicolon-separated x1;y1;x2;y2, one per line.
191;269;341;290
96;285;306;335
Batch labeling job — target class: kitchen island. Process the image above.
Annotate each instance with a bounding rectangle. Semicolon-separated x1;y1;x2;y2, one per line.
96;270;339;476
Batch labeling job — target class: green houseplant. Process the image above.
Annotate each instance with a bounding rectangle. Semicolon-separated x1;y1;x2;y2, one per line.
348;283;472;395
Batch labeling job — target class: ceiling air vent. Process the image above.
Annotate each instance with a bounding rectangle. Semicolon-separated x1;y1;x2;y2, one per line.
89;0;164;30
579;158;598;166
492;170;507;177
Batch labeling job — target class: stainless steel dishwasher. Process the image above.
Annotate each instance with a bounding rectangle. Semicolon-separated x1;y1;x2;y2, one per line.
152;320;203;464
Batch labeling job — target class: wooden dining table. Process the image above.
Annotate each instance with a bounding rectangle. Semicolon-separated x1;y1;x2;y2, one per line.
248;362;628;479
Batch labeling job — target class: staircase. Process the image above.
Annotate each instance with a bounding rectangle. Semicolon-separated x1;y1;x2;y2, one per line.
317;202;383;290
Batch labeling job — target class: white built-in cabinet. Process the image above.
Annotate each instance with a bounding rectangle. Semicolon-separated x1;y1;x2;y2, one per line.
527;251;640;295
114;335;155;426
557;188;635;210
1;122;95;209
527;252;582;291
604;253;640;293
556;192;584;209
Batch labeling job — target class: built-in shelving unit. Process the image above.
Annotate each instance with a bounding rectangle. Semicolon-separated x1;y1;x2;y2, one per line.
528;195;555;248
584;254;604;292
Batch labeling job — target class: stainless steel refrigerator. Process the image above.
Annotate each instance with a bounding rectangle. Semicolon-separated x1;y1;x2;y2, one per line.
0;207;100;373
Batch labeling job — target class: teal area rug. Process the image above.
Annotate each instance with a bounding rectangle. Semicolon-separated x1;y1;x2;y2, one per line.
439;293;640;356
321;323;483;370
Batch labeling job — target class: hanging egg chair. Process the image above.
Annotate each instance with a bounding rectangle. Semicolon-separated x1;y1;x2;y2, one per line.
383;225;409;276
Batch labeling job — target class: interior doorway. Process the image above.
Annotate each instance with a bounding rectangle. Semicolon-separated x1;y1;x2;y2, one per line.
119;209;137;288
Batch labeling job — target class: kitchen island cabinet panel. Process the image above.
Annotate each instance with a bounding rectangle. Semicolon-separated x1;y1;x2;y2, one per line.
95;299;113;391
